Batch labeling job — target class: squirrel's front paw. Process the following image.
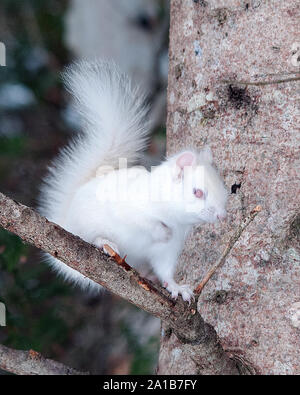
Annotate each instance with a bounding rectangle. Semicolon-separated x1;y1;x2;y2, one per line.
163;281;194;303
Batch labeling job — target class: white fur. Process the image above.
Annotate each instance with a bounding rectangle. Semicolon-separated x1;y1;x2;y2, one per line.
38;60;228;301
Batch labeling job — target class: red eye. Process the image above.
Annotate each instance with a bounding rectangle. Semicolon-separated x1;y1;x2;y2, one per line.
193;188;204;199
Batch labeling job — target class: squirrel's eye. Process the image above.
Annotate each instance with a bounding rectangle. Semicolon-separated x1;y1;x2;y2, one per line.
193;188;205;199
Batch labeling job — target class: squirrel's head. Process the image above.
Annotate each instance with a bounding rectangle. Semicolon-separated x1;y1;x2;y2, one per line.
171;147;228;225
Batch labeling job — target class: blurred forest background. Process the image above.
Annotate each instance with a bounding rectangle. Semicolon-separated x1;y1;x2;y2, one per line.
0;0;169;374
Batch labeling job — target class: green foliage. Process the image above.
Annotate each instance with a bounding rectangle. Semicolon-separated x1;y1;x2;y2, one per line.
0;229;27;272
0;0;69;101
0;136;27;157
154;126;167;138
130;336;159;375
120;317;159;375
0;229;74;353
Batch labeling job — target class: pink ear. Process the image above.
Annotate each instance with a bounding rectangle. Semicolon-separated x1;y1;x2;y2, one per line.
176;151;196;170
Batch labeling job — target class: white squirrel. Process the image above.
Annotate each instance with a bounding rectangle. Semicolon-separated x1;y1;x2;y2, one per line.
38;60;228;302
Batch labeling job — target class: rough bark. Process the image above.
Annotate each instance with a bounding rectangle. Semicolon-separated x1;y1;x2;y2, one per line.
158;0;300;374
0;344;88;375
0;192;241;374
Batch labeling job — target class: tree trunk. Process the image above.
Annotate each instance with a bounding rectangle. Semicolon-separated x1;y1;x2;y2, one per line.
158;0;300;375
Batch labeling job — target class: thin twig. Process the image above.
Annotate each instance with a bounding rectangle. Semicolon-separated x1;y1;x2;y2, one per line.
222;77;300;86
194;205;262;295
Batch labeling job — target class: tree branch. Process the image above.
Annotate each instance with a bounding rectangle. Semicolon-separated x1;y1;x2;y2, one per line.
0;344;89;375
194;205;262;294
0;192;242;374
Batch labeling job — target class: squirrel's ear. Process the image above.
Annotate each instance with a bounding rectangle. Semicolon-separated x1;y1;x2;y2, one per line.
174;151;196;181
199;145;213;164
176;151;196;169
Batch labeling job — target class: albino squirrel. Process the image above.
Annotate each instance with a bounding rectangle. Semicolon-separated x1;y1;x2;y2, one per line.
38;60;228;302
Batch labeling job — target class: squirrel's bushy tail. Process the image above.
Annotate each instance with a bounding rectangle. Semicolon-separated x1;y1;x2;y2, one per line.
39;60;149;224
